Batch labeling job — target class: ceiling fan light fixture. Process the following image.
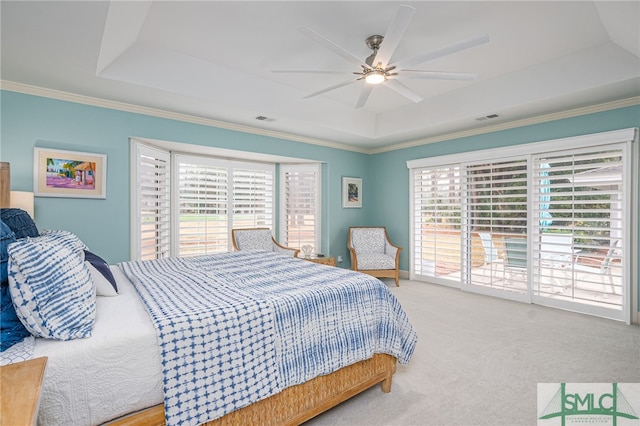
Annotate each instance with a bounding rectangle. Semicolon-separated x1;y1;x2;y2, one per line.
365;70;385;85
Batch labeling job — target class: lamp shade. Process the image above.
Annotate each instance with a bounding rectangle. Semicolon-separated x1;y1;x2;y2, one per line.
365;70;385;85
10;191;35;218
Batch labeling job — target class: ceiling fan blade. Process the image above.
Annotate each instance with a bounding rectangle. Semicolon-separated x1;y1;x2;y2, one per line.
398;71;479;80
298;27;368;68
303;78;359;99
392;33;490;69
385;79;423;103
355;84;373;109
374;5;416;68
272;69;346;74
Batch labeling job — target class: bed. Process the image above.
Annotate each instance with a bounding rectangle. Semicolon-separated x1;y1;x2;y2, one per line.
6;241;416;425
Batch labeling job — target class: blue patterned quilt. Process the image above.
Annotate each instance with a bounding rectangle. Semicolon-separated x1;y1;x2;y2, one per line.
119;251;417;426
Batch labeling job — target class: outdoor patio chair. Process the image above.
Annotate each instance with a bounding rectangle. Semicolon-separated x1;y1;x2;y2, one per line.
573;239;620;295
478;232;503;275
503;237;527;283
231;228;300;257
348;226;402;286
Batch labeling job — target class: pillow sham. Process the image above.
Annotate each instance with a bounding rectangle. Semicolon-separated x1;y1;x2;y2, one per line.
0;208;39;239
37;229;88;255
84;250;118;296
8;239;96;340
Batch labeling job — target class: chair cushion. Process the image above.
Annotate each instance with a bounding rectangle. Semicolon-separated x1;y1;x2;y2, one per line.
356;253;396;270
235;230;274;251
351;228;386;254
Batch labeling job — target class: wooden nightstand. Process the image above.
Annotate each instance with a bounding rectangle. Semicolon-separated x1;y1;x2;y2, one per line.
302;255;337;267
0;356;48;426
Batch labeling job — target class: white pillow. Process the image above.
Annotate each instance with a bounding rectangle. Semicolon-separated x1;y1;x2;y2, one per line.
7;239;96;340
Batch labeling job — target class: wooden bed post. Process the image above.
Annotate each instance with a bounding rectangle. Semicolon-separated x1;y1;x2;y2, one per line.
0;162;10;208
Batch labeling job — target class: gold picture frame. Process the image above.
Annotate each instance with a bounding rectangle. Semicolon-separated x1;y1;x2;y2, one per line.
33;147;107;199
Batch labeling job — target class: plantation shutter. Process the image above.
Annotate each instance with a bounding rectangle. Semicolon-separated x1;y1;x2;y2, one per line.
408;128;634;322
133;144;171;261
463;158;529;292
280;164;321;250
531;146;625;311
175;156;229;256
411;165;461;283
232;163;274;229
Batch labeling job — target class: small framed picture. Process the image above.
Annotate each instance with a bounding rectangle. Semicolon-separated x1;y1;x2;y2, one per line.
33;147;107;199
342;177;362;208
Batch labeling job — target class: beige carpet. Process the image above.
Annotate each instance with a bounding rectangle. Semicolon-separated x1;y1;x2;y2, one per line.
306;279;640;426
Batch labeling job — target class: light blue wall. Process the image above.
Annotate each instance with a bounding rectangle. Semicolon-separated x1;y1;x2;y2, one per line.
0;90;370;265
1;91;638;311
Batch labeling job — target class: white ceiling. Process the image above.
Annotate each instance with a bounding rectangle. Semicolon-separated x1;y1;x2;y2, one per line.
2;1;639;151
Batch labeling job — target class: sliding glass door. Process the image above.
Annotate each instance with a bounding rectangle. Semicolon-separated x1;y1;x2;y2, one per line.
529;146;627;319
408;129;634;322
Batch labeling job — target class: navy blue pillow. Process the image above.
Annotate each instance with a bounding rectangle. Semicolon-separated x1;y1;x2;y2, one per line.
0;208;39;239
1;284;31;352
0;221;17;285
84;250;117;293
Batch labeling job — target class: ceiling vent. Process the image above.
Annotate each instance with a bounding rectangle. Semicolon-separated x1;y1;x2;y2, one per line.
476;113;500;121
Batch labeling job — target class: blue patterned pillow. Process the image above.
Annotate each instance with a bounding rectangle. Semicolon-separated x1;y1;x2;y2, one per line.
1;220;30;352
0;221;17;285
7;239;96;340
36;229;88;255
0;208;39;239
1;284;31;352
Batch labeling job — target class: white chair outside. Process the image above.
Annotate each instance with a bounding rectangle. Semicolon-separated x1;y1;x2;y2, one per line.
478;232;503;276
573;240;620;295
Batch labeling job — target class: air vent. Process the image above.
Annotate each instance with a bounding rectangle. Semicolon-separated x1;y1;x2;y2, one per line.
476;113;500;121
256;115;274;121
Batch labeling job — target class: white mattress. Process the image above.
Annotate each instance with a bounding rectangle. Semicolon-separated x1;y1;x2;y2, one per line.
33;266;164;426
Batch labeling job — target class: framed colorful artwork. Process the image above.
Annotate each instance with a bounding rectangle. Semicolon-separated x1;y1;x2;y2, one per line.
33;148;107;199
342;177;362;208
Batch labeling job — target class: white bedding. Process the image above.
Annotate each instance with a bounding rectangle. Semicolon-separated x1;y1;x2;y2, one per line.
33;266;163;426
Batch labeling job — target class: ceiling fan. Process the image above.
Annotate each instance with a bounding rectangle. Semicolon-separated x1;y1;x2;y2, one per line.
273;5;489;108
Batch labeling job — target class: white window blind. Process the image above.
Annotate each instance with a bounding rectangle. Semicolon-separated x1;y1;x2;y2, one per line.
175;156;229;257
232;165;274;229
408;128;635;322
531;147;625;308
411;165;461;283
133;144;171;261
174;155;274;255
280;164;321;250
464;158;528;292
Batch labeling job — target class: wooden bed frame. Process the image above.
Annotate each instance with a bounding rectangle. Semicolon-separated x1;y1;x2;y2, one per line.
108;353;397;426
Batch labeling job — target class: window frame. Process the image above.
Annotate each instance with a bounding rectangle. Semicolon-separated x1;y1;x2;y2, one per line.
131;139;323;260
279;163;322;251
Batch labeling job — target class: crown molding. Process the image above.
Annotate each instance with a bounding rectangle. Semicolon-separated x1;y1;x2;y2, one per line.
2;80;637;156
370;96;640;154
0;80;369;154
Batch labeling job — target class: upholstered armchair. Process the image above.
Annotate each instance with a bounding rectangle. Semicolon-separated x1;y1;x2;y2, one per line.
231;228;300;257
347;226;402;286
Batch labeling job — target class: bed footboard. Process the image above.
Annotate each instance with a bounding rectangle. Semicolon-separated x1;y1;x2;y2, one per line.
107;353;397;426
